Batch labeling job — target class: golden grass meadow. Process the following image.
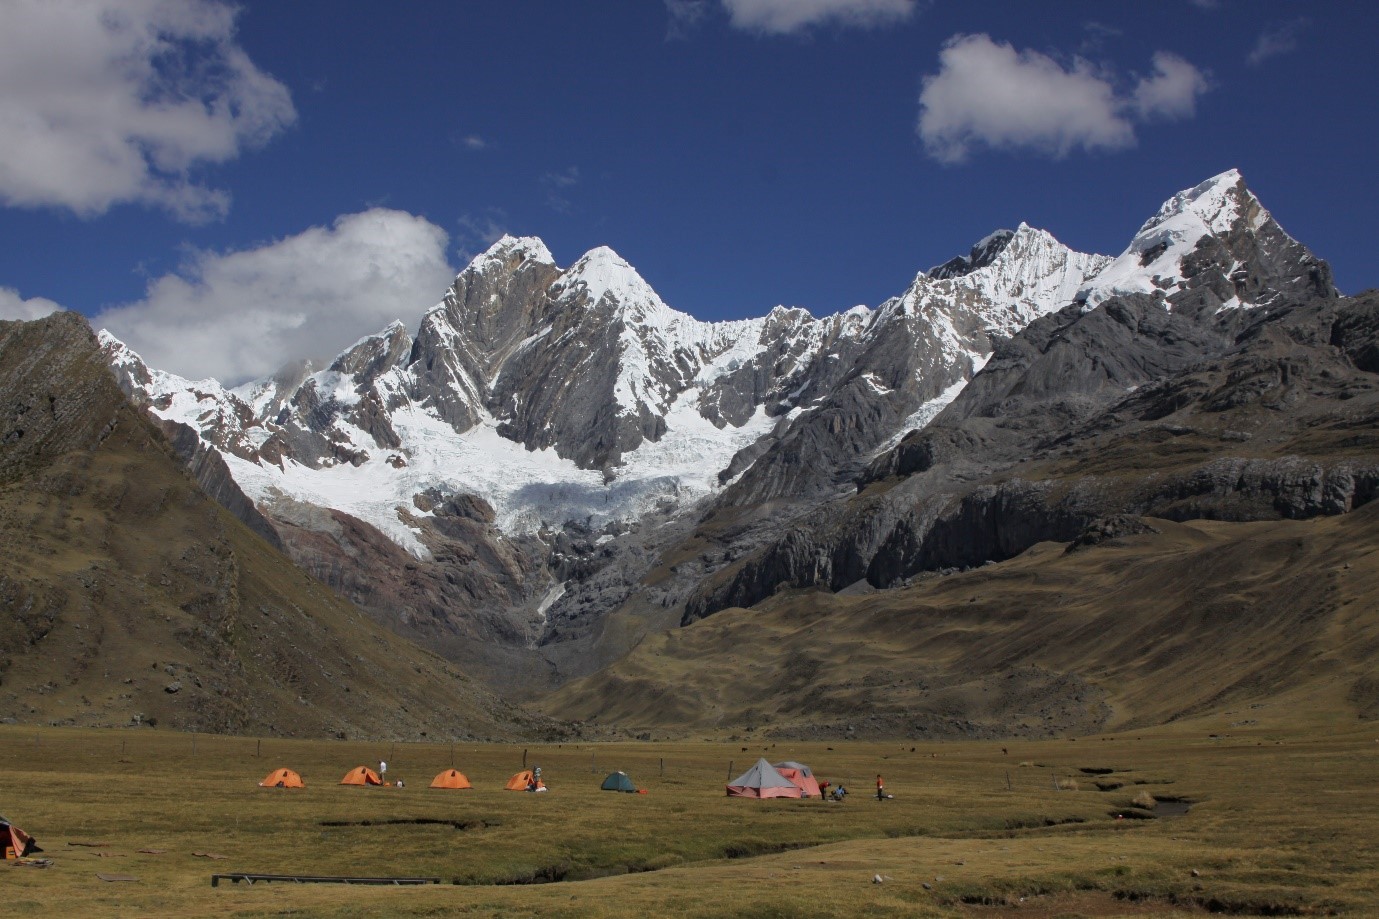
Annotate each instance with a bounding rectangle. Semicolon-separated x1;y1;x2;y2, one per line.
5;707;1378;918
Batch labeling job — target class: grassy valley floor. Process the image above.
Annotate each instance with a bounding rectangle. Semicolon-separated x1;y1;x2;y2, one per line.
3;715;1376;917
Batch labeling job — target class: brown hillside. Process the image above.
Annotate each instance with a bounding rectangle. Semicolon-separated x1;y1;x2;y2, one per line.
0;313;565;740
541;502;1379;739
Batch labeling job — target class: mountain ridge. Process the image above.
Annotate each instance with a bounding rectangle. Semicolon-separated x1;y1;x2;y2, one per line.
95;168;1355;701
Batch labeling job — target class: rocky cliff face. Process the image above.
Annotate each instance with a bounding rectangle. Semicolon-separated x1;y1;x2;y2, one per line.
3;312;128;479
684;284;1373;625
715;222;1111;506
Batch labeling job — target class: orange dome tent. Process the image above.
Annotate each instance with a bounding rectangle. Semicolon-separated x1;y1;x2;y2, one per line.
258;768;304;788
430;769;472;789
340;766;382;786
1;816;38;859
505;769;545;791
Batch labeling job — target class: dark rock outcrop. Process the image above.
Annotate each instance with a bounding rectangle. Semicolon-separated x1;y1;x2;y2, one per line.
1064;515;1161;554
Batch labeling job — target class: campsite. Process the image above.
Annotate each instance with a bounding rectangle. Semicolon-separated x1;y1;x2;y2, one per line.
4;716;1378;918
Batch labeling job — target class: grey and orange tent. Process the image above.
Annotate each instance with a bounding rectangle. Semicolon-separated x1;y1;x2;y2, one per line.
726;758;802;798
774;761;822;797
505;769;544;791
258;768;304;788
1;816;38;859
430;769;472;789
340;766;383;786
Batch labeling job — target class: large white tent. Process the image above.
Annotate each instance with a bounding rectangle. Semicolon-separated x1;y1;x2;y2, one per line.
726;758;802;799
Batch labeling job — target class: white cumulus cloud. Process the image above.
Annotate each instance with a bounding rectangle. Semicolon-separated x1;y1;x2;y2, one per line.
0;287;64;322
94;210;456;385
918;34;1208;164
722;0;915;34
1133;51;1210;119
0;0;295;222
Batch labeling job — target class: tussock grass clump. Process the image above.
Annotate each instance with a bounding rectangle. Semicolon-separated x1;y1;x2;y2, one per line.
1132;789;1158;809
1055;776;1080;791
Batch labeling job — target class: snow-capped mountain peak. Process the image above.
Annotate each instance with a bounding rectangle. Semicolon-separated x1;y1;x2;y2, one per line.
896;223;1111;339
469;234;556;275
926;227;1016;279
101;171;1330;564
1078;168;1329;311
554;245;670;316
1138;168;1250;238
103;213;1113;546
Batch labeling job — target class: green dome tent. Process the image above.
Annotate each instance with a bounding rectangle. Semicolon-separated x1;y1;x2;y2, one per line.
600;771;638;793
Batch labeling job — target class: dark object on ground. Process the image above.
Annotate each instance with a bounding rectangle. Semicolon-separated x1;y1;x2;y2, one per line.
211;873;442;887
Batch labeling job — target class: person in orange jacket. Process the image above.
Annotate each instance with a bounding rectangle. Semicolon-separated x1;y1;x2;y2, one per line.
876;774;885;800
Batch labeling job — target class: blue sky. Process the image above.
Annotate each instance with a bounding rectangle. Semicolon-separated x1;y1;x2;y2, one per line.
1;0;1374;383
